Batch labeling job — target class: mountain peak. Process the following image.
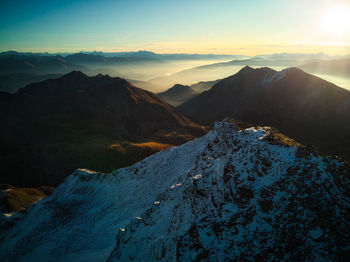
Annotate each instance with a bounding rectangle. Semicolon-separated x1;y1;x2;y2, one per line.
170;83;191;90
62;70;87;79
157;84;199;106
238;65;254;74
2;119;349;261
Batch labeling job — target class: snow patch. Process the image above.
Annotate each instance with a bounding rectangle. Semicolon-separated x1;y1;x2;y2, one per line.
262;70;287;88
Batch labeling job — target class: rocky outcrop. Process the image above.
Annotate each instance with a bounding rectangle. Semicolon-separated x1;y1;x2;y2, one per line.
1;119;349;261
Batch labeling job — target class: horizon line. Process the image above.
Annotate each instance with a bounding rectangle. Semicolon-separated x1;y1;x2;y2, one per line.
1;49;349;57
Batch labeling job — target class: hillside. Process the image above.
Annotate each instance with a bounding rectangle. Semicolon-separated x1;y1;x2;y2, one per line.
1;119;349;261
0;71;205;186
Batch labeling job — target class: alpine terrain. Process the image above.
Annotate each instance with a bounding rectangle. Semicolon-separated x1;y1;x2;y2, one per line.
0;71;204;186
1;119;349;261
179;66;350;161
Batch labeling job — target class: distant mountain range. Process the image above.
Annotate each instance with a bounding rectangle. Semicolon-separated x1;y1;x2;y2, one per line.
0;71;205;186
64;53;163;64
157;84;199;106
179;66;350;160
0;54;87;74
0;50;242;62
1;119;349;261
299;58;350;77
0;53;163;75
154;54;349;89
1;51;348;93
193;53;334;69
0;73;62;93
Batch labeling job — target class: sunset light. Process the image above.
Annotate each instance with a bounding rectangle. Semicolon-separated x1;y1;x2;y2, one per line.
321;5;350;37
0;1;350;261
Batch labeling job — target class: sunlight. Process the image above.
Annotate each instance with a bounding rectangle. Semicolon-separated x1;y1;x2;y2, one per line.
321;5;350;37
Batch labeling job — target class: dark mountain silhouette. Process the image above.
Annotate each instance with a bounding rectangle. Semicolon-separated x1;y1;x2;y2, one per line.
179;66;350;160
64;52;163;64
0;73;62;93
190;79;221;92
299;58;350;77
84;50;242;60
157;84;199;106
0;72;205;187
0;54;87;74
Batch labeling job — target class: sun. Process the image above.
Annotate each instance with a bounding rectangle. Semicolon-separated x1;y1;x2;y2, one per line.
321;5;350;37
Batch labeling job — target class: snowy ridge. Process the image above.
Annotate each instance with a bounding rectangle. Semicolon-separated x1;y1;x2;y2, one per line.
262;69;287;88
1;119;349;261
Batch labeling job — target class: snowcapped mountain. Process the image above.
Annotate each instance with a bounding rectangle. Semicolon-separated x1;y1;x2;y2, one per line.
1;119;349;261
179;66;350;161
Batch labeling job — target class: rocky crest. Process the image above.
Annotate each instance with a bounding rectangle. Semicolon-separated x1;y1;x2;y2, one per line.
1;119;349;261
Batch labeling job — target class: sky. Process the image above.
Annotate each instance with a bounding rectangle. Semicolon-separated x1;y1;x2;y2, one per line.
0;0;350;55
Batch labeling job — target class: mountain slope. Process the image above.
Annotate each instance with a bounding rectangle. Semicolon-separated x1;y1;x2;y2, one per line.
1;119;349;261
0;184;55;215
0;72;204;186
179;66;350;160
157;84;199;106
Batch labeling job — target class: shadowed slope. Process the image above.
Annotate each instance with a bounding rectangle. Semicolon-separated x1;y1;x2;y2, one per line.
0;72;205;186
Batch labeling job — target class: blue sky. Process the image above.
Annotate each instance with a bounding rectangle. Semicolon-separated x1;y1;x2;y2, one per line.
0;0;349;54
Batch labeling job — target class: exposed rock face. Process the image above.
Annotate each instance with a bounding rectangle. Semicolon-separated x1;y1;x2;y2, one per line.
1;119;349;261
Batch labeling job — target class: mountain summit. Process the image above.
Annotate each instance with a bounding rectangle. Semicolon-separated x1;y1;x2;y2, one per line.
179;67;350;160
1;119;349;261
0;72;204;186
157;84;199;106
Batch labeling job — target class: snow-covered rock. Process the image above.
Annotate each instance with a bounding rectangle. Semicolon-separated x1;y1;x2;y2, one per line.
262;69;287;88
1;119;349;261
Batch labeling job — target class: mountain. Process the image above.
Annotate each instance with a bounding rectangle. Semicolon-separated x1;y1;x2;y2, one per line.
0;72;205;187
157;84;200;106
190;79;221;92
179;66;350;161
64;53;163;64
1;119;349;261
0;73;62;93
84;50;244;61
299;58;350;77
196;53;334;70
0;54;88;74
